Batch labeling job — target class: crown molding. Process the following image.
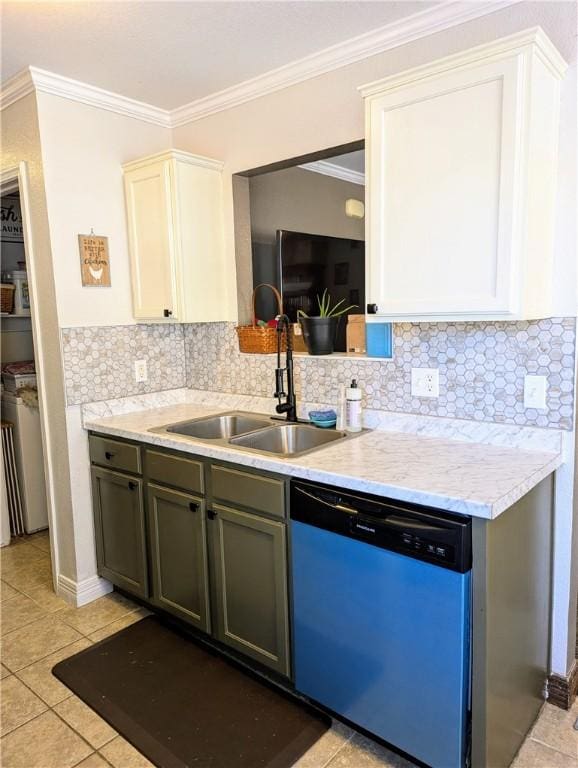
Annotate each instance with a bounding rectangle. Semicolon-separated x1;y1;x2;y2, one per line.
359;25;567;97
0;69;35;110
0;0;523;127
122;148;223;172
1;66;171;127
300;160;365;186
30;67;171;127
170;0;521;127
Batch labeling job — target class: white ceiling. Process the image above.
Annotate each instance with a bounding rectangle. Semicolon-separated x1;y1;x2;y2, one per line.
1;1;438;110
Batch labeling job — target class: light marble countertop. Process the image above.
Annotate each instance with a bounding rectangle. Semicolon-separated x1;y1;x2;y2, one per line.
84;402;562;520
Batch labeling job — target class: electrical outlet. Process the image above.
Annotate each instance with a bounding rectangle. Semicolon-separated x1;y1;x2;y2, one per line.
134;359;148;383
524;375;547;409
411;368;439;398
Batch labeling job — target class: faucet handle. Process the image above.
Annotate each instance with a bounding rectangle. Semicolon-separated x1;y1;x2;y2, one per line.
274;368;286;398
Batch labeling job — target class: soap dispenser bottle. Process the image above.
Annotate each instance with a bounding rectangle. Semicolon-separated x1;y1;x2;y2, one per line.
345;379;362;433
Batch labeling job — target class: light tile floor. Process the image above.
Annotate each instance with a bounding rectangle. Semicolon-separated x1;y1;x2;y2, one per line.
1;532;576;768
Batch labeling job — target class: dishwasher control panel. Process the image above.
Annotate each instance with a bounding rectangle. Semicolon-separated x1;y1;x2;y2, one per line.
292;480;472;573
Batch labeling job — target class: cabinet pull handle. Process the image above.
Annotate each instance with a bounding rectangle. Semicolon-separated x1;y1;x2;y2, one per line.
189;502;199;512
128;481;138;491
105;451;115;460
207;509;217;520
163;309;172;318
367;303;379;314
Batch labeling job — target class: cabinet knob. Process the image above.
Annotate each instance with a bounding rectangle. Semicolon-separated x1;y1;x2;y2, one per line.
163;309;172;318
367;303;379;314
104;451;115;460
128;481;138;491
207;509;217;520
189;501;199;512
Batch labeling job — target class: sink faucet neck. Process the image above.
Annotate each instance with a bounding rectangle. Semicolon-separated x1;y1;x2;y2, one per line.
275;314;298;422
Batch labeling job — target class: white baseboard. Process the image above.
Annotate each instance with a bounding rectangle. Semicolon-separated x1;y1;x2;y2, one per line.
57;573;113;607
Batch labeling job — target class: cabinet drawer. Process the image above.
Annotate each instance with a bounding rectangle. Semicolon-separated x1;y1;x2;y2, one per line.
89;435;141;475
211;465;285;519
146;450;204;495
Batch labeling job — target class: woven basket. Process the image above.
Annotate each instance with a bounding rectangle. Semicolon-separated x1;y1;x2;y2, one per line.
1;284;15;314
236;284;288;354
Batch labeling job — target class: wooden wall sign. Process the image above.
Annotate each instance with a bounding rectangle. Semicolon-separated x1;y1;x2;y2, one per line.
78;234;111;287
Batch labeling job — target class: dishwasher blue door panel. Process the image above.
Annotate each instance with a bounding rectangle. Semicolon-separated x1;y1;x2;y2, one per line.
291;521;470;768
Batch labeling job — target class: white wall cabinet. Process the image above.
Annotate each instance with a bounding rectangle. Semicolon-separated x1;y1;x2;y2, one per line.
361;28;566;322
123;149;234;322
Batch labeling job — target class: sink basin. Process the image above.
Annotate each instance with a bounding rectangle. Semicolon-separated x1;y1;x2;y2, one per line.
164;412;273;440
152;411;365;458
229;424;347;457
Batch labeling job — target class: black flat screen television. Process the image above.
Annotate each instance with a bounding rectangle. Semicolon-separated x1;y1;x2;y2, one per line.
252;229;365;353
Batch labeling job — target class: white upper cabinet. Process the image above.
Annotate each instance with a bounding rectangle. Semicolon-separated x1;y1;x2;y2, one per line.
360;28;567;322
123;149;234;322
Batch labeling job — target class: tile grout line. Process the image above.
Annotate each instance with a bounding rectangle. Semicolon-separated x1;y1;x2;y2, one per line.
0;676;49;739
529;735;578;761
319;731;356;768
3;661;117;763
49;701;107;760
2;623;88;675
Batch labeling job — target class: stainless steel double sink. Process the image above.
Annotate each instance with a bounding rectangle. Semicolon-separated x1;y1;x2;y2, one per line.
150;411;363;459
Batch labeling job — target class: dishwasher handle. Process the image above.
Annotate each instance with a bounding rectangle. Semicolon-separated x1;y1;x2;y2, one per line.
294;485;444;532
294;485;359;515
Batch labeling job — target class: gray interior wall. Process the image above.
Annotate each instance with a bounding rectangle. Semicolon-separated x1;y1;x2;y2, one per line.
249;166;364;245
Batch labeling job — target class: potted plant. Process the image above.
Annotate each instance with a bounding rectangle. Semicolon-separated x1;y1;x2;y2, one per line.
298;290;357;355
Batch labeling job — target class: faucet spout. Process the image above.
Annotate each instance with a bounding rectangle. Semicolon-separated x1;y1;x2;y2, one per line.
275;314;298;422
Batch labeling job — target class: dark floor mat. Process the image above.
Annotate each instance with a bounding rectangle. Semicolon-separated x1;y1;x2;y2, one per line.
53;615;329;768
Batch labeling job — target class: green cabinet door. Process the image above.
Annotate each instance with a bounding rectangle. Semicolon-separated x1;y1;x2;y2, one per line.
91;467;148;599
211;504;290;677
147;484;210;632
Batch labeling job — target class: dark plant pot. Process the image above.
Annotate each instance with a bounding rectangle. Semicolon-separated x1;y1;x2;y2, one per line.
299;317;338;355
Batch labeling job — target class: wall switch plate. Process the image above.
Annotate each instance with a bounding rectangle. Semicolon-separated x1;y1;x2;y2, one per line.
134;359;148;383
524;375;547;409
411;367;440;398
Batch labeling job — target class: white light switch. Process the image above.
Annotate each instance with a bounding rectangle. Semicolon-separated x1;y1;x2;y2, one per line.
134;359;148;383
524;375;547;409
411;368;439;398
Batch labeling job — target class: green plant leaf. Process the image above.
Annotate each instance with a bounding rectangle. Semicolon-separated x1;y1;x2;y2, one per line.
310;290;358;318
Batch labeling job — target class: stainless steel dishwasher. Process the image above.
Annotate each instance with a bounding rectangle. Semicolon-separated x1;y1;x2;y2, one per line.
290;479;472;768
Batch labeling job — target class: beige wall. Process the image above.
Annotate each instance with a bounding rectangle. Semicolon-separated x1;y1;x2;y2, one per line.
33;95;171;588
35;93;171;328
249;166;364;244
1;93;77;580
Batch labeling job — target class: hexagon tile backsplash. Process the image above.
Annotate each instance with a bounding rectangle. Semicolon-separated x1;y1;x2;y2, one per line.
183;318;576;431
61;324;186;406
61;317;576;430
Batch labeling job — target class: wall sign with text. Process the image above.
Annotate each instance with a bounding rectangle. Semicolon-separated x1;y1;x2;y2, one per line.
78;234;111;287
1;196;24;243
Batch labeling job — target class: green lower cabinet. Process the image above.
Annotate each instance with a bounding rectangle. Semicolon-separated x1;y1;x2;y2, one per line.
147;484;210;633
210;504;290;677
91;467;149;599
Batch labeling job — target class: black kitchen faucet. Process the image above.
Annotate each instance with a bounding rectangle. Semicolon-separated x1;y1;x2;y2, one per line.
274;314;298;422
